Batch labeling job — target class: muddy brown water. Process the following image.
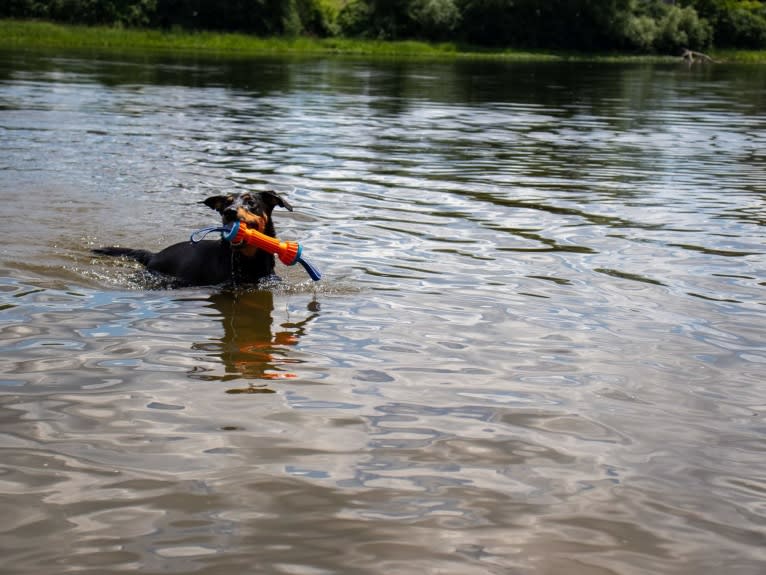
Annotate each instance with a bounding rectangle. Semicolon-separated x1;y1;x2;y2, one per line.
1;51;765;574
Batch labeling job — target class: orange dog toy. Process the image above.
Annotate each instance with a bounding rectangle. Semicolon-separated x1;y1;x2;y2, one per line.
222;221;321;281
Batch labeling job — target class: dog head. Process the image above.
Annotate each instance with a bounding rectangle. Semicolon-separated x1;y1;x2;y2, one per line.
203;191;293;236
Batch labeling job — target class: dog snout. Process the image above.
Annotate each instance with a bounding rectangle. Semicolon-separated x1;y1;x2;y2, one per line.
222;206;239;222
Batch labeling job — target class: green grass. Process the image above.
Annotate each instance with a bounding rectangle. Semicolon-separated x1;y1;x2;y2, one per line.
711;49;766;63
2;19;765;62
0;20;491;58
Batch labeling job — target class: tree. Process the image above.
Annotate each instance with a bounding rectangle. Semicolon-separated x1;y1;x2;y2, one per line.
686;0;766;47
621;0;713;51
409;0;461;40
457;0;635;49
1;0;763;49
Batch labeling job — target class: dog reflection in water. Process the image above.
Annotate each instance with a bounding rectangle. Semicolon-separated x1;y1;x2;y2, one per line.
192;289;319;394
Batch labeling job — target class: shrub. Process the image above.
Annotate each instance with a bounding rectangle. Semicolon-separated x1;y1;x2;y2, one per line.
716;6;766;47
656;5;712;52
337;0;371;37
293;0;339;36
620;1;711;53
408;0;461;40
623;14;660;51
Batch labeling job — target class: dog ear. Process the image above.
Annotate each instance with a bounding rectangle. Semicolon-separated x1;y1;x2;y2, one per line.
260;191;294;213
202;196;229;213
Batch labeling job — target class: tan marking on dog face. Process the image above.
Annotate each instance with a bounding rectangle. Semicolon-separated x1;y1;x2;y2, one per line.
236;207;267;233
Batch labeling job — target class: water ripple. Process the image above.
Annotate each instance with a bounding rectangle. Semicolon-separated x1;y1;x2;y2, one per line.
1;53;765;574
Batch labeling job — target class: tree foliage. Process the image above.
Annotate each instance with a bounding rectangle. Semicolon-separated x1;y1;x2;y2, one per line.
689;0;766;47
0;0;338;35
2;0;764;50
622;1;714;51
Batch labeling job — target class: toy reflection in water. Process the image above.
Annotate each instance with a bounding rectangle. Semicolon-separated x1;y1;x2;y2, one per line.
190;289;319;393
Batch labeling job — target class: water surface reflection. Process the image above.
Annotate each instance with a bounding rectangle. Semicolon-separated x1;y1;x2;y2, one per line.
1;51;765;574
191;290;320;391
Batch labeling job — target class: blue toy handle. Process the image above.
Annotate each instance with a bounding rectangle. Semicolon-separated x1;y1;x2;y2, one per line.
297;256;322;282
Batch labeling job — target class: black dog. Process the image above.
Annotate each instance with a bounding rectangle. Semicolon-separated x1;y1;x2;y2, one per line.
93;191;293;286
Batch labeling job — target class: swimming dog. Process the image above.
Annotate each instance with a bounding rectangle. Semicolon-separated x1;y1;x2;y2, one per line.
92;191;293;286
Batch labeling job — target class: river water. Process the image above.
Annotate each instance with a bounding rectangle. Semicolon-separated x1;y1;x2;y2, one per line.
1;50;765;574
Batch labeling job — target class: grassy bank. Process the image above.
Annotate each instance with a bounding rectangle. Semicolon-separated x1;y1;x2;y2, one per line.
0;19;546;59
2;19;765;62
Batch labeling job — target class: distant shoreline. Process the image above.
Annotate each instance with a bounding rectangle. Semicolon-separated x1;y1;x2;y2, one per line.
2;19;765;63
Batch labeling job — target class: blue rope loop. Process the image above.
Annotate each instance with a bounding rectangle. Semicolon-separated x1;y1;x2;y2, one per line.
190;222;238;244
189;225;226;244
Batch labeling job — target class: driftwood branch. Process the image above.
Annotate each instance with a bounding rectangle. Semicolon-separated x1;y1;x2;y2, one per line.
681;49;716;64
